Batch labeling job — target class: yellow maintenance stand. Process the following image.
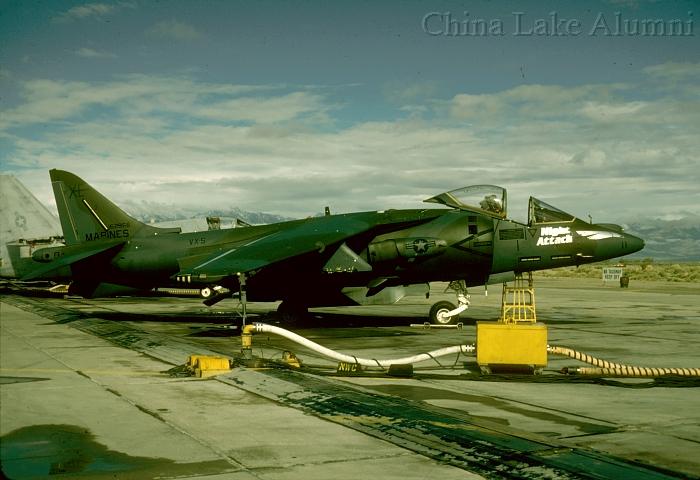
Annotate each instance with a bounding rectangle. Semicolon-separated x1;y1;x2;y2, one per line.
476;272;547;374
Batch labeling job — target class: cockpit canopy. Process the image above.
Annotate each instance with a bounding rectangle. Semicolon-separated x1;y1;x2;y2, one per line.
424;187;583;225
424;185;507;218
528;197;575;224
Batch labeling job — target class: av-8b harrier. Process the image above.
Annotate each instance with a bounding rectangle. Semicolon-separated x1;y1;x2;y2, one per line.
25;170;644;324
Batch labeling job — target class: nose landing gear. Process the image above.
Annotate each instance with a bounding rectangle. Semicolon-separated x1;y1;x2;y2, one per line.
428;280;470;325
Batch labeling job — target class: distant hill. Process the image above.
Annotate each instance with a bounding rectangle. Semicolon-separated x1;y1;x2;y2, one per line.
623;214;700;261
120;201;294;228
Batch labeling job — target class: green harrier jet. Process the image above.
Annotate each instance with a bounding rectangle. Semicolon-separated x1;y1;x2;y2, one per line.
26;170;644;324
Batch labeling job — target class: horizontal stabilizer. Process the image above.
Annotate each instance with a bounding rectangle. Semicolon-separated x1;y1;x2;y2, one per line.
21;241;125;281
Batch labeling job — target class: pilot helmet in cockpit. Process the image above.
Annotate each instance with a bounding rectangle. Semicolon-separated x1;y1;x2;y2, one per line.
480;194;503;214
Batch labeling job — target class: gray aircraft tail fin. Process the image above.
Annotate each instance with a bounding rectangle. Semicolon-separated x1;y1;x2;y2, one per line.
50;169;180;245
0;174;63;278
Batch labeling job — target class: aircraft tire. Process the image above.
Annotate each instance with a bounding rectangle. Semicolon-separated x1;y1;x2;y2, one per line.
277;301;310;325
429;301;460;325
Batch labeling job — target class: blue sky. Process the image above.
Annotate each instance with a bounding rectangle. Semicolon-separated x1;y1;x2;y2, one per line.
1;0;698;223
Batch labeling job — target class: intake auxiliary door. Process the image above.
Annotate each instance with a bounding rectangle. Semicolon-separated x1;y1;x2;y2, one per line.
465;213;495;258
491;219;526;274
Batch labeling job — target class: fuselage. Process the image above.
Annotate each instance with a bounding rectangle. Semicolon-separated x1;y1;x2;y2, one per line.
37;171;644;305
65;208;643;304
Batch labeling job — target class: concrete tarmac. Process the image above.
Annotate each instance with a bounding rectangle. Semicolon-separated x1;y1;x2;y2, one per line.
1;278;699;479
0;302;478;479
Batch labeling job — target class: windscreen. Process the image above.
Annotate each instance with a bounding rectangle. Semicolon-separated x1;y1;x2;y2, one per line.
528;197;575;224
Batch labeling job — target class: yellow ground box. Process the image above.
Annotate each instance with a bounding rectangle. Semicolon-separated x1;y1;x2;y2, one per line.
476;322;548;367
186;355;231;377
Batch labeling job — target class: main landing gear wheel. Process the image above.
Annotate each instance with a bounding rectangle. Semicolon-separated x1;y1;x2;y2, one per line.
277;301;310;325
429;301;460;325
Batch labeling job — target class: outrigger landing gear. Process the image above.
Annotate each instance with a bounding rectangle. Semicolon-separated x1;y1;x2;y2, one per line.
208;273;249;324
238;273;248;326
428;280;470;325
199;285;225;299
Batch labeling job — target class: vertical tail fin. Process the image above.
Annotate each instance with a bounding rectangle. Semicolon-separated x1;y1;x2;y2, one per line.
50;169;180;245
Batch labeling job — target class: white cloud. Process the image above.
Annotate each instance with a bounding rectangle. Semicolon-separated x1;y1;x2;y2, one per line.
196;92;327;123
74;47;117;59
449;84;625;121
53;2;134;23
147;19;203;41
569;149;608;168
383;81;438;105
0;76;286;129
450;92;504;119
2;71;698;221
643;62;700;81
579;101;648;121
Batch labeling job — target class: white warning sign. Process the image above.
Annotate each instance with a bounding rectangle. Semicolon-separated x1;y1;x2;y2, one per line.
602;267;624;283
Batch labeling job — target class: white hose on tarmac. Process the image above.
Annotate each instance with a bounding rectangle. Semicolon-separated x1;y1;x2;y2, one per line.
248;323;474;368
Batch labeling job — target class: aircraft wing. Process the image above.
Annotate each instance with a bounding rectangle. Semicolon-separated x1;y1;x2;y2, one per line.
176;215;376;282
20;241;125;281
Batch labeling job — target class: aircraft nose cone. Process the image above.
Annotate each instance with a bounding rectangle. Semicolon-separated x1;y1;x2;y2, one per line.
626;233;645;255
591;230;645;261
